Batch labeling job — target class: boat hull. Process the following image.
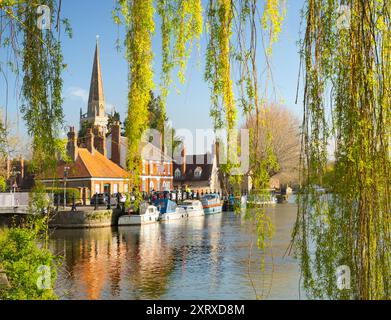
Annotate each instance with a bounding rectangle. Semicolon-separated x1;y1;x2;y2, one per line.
118;213;159;226
159;208;187;221
203;204;223;215
186;208;205;218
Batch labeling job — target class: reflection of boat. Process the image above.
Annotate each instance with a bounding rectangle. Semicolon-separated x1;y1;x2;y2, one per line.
247;192;277;206
154;199;186;221
118;203;159;226
179;200;205;218
201;194;223;214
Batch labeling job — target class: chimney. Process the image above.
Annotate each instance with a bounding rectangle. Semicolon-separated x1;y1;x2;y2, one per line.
86;128;94;153
67;127;78;161
93;127;106;156
181;146;186;175
111;121;121;166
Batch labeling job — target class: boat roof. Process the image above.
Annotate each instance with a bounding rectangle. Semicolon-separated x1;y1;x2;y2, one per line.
153;198;177;214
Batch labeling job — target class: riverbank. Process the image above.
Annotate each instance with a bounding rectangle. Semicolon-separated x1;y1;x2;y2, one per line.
48;208;122;229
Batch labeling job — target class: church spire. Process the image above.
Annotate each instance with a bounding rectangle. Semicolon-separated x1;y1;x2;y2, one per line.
87;36;105;118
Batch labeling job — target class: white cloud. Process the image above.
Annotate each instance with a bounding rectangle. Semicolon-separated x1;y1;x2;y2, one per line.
67;86;88;103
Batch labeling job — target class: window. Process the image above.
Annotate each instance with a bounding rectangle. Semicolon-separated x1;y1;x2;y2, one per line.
175;168;181;178
158;163;164;175
141;180;146;192
166;182;171;191
124;184;129;193
94;184;100;194
142;161;146;174
149;161;153;174
150;181;155;191
194;167;203;178
113;184;118;194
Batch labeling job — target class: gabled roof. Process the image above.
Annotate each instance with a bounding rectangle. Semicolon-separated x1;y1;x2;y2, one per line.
44;148;129;180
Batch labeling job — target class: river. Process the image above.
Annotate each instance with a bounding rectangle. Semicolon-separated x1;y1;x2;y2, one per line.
48;201;302;300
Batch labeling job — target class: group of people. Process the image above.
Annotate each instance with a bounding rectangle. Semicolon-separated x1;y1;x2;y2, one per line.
140;188;221;204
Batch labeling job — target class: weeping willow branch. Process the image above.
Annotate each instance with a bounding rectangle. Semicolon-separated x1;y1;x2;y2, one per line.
293;0;391;300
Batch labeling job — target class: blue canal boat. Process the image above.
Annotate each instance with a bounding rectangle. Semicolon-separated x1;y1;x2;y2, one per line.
153;199;186;221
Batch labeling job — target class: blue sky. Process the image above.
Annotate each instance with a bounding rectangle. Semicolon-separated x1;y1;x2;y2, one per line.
0;0;305;150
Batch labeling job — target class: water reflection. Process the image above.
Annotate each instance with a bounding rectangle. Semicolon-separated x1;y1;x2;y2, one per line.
50;205;301;300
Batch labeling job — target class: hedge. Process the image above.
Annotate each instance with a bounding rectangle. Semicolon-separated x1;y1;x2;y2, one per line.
45;188;80;202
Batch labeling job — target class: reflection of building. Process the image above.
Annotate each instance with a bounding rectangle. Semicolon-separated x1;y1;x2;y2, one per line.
51;225;175;299
52;228;127;300
173;143;221;192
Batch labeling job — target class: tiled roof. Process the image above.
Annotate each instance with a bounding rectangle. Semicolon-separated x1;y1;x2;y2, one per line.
44;148;129;180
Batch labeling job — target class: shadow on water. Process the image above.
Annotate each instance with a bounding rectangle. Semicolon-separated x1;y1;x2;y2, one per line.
47;203;301;300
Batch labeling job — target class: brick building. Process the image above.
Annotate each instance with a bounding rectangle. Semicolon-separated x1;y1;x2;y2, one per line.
41;126;130;204
106;129;174;193
41;38;173;197
173;143;221;193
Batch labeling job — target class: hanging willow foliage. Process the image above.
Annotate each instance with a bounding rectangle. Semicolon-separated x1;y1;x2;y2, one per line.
293;0;391;299
0;0;68;299
113;0;155;208
157;0;202;155
205;0;285;299
1;1;67;213
1;0;68;178
113;0;203;205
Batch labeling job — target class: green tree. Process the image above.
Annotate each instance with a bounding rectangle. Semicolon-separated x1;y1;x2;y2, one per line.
107;111;121;135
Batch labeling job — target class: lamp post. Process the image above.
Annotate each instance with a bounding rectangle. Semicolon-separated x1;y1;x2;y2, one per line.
63;166;70;209
10;168;21;193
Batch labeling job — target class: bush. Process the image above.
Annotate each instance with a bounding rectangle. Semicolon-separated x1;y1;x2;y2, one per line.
0;176;6;192
45;187;80;204
0;228;58;300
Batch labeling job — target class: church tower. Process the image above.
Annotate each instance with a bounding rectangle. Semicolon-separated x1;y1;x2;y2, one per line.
80;36;108;131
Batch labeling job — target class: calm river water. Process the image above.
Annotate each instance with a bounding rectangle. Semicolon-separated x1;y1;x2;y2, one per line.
49;201;302;300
